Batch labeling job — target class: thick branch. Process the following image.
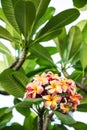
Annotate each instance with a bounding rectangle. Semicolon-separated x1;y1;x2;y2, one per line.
9;58;19;69
43;112;53;130
0;90;9;95
14;48;27;70
38;115;44;130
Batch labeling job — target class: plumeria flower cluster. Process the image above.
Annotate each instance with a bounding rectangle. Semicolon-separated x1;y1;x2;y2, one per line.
24;71;82;113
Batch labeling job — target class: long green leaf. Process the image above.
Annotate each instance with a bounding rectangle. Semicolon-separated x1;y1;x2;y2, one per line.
1;0;20;33
0;69;27;98
67;26;82;60
77;104;87;112
53;111;76;125
29;43;54;66
80;42;87;70
38;9;80;36
14;0;36;36
70;122;87;130
15;98;43;108
0;42;11;55
0;26;14;41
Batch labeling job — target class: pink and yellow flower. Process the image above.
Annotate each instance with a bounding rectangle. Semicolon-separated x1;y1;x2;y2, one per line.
46;80;62;93
34;73;48;85
43;94;61;110
26;81;44;98
70;93;82;105
60;103;70;113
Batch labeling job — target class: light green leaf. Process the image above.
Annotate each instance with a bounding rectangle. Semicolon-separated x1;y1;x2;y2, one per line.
14;0;36;36
38;9;80;36
0;26;14;41
0;108;13;129
53;111;76;125
77;20;87;31
82;23;87;42
67;26;82;60
54;28;67;61
80;42;87;70
0;42;11;55
0;69;26;98
15;98;43;108
1;0;20;33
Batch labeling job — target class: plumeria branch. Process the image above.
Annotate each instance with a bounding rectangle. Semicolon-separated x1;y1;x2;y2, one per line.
9;58;19;69
44;112;53;130
14;48;28;70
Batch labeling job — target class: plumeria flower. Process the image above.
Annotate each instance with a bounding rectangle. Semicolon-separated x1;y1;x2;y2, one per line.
70;93;82;105
25;81;44;98
34;73;48;85
60;103;70;113
46;71;59;81
43;94;61;110
46;80;62;94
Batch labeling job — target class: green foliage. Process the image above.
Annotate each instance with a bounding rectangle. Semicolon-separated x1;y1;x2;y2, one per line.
0;0;87;129
53;111;76;125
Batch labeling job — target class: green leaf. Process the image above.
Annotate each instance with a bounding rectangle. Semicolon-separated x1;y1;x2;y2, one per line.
0;108;13;129
79;42;87;70
0;69;26;98
46;47;58;55
29;43;54;66
14;0;36;36
15;98;43;108
1;0;20;33
24;111;38;130
0;42;11;55
38;9;80;36
67;26;82;60
35;0;50;23
53;111;76;125
70;122;87;130
77;20;87;31
52;125;68;130
14;98;30;116
0;26;14;41
1;123;24;130
77;104;87;112
82;23;87;42
73;0;87;8
34;7;55;32
54;28;67;61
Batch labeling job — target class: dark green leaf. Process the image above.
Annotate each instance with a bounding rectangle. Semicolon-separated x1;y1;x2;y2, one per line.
73;0;87;8
0;69;26;98
70;122;87;130
53;111;76;125
1;123;24;130
29;43;54;66
14;0;36;36
77;104;87;112
34;7;55;32
1;0;20;33
52;125;68;130
38;9;80;36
